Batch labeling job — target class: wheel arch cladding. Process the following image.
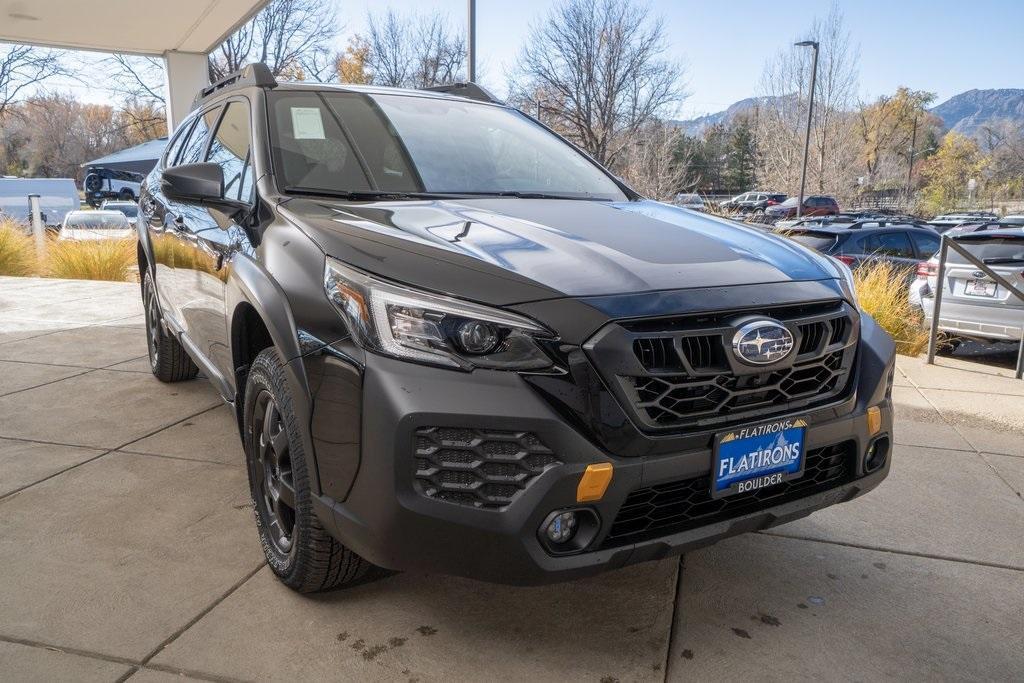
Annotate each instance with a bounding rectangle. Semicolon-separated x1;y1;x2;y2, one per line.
226;258;323;494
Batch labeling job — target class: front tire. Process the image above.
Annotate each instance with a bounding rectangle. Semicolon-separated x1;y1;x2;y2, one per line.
143;272;198;382
243;347;374;593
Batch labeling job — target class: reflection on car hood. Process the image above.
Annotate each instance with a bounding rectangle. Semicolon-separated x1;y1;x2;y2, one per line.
282;197;837;305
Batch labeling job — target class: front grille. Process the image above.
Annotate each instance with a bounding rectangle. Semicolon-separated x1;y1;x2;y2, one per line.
414;427;559;509
601;441;855;547
588;300;858;432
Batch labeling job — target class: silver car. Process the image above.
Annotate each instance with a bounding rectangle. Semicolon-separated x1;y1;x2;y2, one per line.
920;229;1024;342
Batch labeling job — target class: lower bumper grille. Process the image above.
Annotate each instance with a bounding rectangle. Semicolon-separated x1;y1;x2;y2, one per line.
601;441;855;547
414;427;559;509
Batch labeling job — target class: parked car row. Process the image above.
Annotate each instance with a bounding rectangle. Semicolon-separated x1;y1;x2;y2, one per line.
718;191;788;214
770;210;1024;351
775;219;941;271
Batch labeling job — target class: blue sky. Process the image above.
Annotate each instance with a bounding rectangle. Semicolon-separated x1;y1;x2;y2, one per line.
54;0;1022;117
339;0;1024;117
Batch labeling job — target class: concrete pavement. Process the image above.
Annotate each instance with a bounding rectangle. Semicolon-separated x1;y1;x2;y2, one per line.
0;276;1021;682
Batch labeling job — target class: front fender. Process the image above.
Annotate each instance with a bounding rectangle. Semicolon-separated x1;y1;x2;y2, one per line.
225;256;323;494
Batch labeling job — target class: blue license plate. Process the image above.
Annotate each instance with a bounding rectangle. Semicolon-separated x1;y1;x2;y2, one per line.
712;417;808;498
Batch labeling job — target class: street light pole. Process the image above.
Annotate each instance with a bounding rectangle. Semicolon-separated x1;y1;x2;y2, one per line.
905;113;918;207
467;0;477;82
794;40;819;218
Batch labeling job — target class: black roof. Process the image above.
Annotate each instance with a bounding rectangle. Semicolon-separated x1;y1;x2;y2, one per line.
780;220;937;235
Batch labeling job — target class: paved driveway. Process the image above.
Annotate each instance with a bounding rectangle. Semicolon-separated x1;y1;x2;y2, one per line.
1;276;1022;682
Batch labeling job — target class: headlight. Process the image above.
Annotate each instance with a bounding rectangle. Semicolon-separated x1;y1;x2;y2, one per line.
829;256;860;309
324;258;556;371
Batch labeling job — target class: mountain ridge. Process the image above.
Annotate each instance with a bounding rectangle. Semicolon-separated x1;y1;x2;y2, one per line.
672;88;1024;137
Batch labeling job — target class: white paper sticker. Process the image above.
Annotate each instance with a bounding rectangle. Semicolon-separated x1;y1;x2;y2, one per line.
291;107;326;140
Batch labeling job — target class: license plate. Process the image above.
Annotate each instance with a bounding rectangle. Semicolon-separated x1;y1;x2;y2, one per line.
712;417;807;498
964;279;996;297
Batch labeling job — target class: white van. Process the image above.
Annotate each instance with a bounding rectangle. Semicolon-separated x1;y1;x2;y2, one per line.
0;177;81;228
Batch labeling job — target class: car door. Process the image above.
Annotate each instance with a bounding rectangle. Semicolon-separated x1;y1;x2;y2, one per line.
159;104;223;364
195;98;257;385
142;116;197;327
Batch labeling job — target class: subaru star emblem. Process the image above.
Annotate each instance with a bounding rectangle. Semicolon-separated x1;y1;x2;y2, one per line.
732;320;795;365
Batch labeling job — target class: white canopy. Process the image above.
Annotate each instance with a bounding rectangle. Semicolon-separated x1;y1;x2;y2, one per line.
0;0;269;128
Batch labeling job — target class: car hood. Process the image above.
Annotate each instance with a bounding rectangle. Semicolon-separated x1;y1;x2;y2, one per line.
281;197;838;306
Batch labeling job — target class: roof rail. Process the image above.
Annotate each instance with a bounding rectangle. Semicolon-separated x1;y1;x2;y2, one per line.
846;219;908;229
421;82;503;104
194;63;277;106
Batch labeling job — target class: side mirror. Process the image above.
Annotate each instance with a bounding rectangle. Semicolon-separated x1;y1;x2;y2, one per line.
161;162;247;218
162;162;223;202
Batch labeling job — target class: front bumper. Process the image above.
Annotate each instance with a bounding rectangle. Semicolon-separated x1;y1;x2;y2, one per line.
306;315;895;585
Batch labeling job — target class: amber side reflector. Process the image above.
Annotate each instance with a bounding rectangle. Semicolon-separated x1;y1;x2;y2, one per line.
867;406;882;436
577;463;613;502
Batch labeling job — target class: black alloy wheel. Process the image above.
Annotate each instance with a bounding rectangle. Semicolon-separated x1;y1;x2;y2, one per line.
142;271;198;382
242;347;374;592
250;389;296;555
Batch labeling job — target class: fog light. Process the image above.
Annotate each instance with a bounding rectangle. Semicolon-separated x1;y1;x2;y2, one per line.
544;511;578;544
865;436;890;473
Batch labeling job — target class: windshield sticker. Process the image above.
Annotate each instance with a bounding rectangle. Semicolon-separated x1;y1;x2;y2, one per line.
291;107;326;140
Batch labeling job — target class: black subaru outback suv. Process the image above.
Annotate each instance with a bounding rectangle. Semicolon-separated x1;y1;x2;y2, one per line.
137;64;894;592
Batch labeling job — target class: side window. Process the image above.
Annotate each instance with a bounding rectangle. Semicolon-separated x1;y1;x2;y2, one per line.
163;120;195;168
177;106;220;166
912;231;940;257
206;101;253;203
866;231;915;258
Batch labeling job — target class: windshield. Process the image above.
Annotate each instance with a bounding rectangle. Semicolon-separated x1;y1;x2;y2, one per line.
778;197;799;207
269;91;626;200
104;203;138;218
66;213;129;230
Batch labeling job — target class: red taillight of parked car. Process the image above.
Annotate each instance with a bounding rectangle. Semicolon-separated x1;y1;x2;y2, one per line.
915;262;938;279
834;255;856;266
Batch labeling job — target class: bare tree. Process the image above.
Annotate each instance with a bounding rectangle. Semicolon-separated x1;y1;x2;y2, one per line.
364;10;466;88
514;0;685;167
103;54;166;105
617;122;690;200
210;0;339;81
0;45;67;116
755;3;859;197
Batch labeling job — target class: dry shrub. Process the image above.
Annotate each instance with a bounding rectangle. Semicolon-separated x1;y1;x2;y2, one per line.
853;261;929;356
0;220;38;276
46;238;136;282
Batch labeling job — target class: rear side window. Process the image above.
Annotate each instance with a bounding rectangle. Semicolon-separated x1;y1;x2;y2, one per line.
788;231;839;252
177;106;220;166
865;231;915;258
911;232;940;258
206;101;254;203
163;120;195;168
